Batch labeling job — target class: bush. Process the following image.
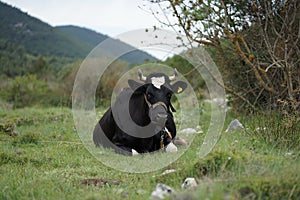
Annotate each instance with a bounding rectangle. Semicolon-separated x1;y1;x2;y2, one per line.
2;75;48;108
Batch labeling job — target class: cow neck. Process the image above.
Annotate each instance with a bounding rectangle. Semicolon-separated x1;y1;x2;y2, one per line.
129;92;151;125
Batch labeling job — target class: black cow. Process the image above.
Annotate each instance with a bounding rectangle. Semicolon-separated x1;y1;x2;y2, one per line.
93;69;187;155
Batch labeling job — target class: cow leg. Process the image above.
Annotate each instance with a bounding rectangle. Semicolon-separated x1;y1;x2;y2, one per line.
131;149;139;156
114;145;135;156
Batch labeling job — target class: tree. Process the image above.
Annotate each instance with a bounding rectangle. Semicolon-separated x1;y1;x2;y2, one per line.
30;56;49;78
149;0;300;113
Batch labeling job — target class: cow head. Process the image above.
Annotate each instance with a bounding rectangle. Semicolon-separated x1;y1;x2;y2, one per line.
128;69;187;126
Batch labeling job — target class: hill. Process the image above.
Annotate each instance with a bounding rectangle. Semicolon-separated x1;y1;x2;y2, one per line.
55;25;108;48
56;25;158;64
0;1;157;63
0;2;91;58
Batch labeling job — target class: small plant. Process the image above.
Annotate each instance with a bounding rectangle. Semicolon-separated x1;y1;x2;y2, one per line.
17;132;40;145
246;110;300;150
0;121;16;136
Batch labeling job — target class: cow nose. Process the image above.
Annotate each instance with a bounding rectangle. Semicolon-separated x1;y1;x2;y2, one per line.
157;113;168;119
149;105;168;125
155;112;167;124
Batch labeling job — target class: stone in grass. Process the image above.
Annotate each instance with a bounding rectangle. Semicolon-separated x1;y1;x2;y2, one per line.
173;137;189;146
225;119;244;132
196;125;203;133
285;152;294;157
150;183;175;200
181;178;198;189
179;126;203;134
160;169;176;176
152;169;176;178
179;128;197;134
165;142;178;153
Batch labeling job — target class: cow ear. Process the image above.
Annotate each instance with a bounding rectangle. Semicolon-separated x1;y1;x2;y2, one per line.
128;79;145;92
171;81;187;94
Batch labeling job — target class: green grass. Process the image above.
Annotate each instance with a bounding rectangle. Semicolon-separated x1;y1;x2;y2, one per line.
0;106;299;200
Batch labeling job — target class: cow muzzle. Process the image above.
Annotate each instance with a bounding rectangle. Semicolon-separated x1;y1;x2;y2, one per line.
149;104;168;125
145;95;168;125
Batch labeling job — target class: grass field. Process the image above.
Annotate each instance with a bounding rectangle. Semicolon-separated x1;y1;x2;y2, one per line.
0;105;299;200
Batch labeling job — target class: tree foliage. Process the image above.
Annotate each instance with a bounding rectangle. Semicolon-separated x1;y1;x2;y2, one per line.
163;54;206;98
149;0;300;113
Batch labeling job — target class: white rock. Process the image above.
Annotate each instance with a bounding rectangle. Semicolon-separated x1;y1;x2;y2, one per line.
181;178;198;189
225;119;244;132
203;99;212;103
165;142;178;153
152;169;176;178
132;149;139;156
179;128;197;134
285;152;294;157
196;125;203;133
212;97;228;107
150;183;174;200
161;169;176;176
205;98;228;110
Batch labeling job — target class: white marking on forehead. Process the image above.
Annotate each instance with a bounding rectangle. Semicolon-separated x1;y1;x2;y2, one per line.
151;76;165;89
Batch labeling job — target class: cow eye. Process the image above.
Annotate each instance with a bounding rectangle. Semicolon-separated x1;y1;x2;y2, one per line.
146;93;153;99
167;93;172;99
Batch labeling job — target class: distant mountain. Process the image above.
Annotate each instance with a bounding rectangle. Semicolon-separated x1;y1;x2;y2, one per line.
56;25;158;64
0;2;90;57
0;1;157;64
56;25;108;48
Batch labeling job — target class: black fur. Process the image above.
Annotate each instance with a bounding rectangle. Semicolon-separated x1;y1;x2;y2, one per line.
93;72;186;155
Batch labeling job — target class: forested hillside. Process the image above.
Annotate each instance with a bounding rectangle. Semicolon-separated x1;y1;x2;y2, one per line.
55;25;108;48
0;2;91;57
0;1;158;108
0;1;157;72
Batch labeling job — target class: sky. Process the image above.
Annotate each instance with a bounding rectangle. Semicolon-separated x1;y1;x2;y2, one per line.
2;0;159;36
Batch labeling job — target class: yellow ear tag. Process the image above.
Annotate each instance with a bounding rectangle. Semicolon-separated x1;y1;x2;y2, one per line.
177;87;183;93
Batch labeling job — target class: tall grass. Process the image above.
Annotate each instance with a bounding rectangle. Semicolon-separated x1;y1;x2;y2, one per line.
244;111;300;150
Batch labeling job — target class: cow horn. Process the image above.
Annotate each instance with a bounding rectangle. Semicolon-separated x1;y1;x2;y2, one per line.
138;69;147;81
169;68;178;81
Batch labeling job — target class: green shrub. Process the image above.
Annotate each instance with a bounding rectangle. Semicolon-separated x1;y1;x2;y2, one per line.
245;111;300;150
0;120;16;136
3;75;48;108
193;150;241;177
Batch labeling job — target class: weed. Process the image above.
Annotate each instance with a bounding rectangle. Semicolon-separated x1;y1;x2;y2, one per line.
0;120;17;136
193;150;242;177
246;111;300;150
15;132;40;145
